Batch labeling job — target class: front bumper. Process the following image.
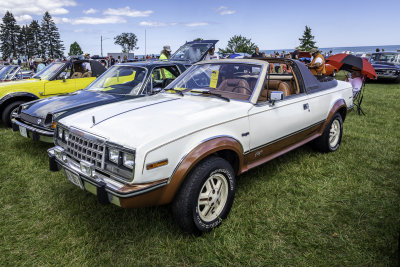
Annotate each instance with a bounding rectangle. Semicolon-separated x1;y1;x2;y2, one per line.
48;147;168;207
12;118;54;143
375;70;399;80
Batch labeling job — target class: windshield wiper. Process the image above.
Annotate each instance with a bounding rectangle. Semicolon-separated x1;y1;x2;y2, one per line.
190;89;230;102
167;88;184;96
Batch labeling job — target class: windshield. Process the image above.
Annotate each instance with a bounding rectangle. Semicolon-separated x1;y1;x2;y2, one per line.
0;65;19;80
370;53;400;63
170;43;213;63
166;63;262;101
86;65;147;95
32;63;65;80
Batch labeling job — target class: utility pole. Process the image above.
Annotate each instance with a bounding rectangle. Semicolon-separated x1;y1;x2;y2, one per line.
145;29;147;57
101;35;110;57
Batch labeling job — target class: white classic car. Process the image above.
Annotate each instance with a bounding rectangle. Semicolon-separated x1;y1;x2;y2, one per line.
48;58;353;234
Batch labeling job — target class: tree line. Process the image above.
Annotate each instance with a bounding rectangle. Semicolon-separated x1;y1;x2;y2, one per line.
0;11;64;60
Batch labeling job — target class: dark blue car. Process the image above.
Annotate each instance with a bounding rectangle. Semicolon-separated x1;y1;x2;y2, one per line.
12;61;187;142
369;52;400;82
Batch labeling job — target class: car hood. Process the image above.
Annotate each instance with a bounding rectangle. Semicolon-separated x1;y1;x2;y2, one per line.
0;79;42;96
21;90;138;119
0;78;40;88
59;93;251;149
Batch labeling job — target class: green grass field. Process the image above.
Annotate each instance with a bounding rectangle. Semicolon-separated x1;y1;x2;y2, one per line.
0;78;399;266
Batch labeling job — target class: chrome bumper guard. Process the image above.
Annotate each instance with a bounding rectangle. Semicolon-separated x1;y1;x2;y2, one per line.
47;147;167;205
12;118;54;142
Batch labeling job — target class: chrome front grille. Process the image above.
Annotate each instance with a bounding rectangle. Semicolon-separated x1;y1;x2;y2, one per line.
66;131;105;168
20;112;41;125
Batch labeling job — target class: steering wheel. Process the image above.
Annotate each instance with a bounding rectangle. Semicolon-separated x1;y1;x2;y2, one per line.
232;86;252;94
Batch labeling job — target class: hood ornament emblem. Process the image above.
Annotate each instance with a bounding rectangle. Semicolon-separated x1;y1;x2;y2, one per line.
92;115;96;125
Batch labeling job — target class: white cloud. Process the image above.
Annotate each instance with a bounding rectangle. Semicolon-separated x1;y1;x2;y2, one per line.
83;8;98;15
54;16;126;25
104;6;153;17
15;14;33;23
0;0;76;16
185;22;209;27
139;21;177;27
217;6;236;15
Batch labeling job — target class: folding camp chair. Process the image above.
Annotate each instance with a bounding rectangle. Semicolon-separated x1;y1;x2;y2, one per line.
353;82;365;115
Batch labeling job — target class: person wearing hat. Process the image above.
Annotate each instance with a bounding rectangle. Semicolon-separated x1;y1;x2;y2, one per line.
307;48;326;75
159;45;172;60
292;47;300;60
83;53;91;72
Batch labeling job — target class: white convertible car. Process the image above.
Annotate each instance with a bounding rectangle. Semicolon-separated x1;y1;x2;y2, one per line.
48;58;353;234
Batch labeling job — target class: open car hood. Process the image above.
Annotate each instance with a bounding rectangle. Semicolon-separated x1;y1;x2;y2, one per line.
169;40;219;64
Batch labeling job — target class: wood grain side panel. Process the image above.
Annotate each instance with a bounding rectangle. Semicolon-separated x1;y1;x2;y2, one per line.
242;123;322;172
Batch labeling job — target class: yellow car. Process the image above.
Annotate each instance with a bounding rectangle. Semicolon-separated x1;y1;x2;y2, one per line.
0;59;106;126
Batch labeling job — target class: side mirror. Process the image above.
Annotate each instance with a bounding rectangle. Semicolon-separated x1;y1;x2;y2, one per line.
152;87;163;95
269;91;284;106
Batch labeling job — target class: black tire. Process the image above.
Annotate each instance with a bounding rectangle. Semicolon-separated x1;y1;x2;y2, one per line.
395;75;400;84
1;101;25;127
171;156;236;234
313;113;343;153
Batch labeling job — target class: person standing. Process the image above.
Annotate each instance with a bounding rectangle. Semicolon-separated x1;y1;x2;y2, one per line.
307;48;326;75
204;47;219;60
37;59;45;72
252;47;262;58
292;47;300;60
109;55;116;66
159;45;171;60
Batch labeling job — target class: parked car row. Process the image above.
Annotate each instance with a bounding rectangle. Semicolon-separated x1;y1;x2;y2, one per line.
1;40;354;234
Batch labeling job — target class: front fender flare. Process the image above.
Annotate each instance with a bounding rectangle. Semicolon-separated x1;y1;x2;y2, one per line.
119;136;244;208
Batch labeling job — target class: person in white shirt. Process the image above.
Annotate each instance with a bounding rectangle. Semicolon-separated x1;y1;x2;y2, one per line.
83;53;91;72
345;70;363;96
204;47;219;61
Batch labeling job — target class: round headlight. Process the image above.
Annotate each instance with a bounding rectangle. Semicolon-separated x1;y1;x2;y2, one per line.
123;153;135;169
109;148;120;164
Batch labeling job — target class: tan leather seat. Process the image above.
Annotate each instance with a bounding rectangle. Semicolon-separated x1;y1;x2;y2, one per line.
217;79;251;95
71;72;82;79
82;72;92;78
258;80;291;102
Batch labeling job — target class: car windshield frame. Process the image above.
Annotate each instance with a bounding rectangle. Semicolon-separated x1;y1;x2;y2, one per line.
165;62;264;102
32;62;66;80
370;53;400;63
0;65;19;80
170;43;214;63
85;65;148;95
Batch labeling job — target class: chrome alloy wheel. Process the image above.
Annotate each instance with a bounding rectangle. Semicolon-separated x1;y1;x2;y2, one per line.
197;173;229;222
329;119;341;148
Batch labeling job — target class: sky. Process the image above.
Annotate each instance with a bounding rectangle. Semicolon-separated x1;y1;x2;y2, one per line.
1;0;400;56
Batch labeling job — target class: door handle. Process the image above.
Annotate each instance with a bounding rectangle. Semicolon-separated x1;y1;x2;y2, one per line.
303;103;310;111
